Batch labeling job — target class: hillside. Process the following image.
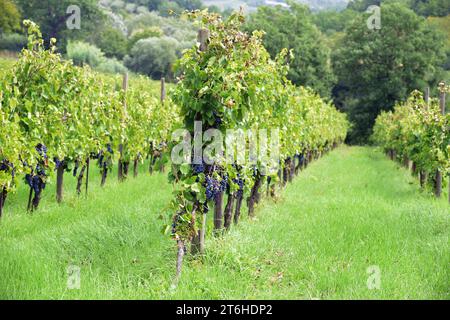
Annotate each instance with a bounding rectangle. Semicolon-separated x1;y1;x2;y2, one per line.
203;0;349;12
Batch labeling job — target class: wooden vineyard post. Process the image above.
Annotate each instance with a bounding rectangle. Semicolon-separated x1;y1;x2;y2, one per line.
56;163;64;203
191;28;210;255
85;157;90;197
118;73;128;182
0;187;4;218
420;87;430;188
161;77;166;103
213;191;224;232
434;83;446;198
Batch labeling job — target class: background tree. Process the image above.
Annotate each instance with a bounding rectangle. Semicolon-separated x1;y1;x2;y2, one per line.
411;0;450;17
124;36;179;79
0;0;21;34
15;0;105;50
94;26;128;59
312;8;358;35
347;0;450;17
246;2;336;97
333;3;446;143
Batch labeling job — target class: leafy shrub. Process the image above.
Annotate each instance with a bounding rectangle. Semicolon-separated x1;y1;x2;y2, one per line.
124;36;179;79
66;41;104;67
127;27;164;50
97;57;127;74
96;27;128;59
66;41;127;74
110;0;125;10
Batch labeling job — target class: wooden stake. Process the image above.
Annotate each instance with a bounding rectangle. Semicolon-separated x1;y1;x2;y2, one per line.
0;187;4;219
213;191;224;232
197;28;210;52
56;163;64;203
191;29;210;254
85;157;90;197
161;77;166;103
175;240;185;281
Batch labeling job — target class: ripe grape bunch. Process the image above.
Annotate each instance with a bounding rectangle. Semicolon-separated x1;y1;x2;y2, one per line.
0;160;15;178
25;143;49;197
233;176;244;196
192;163;205;174
205;176;221;200
35;143;48;160
54;157;63;169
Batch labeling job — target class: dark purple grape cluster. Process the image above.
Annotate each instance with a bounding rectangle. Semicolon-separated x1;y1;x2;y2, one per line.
205;176;221;200
25;174;46;194
98;151;105;167
54;157;63;169
35;143;48;160
25;161;47;195
0;160;15;178
0;161;10;172
214;115;222;127
192;163;205;174
35;164;46;176
171;222;177;234
106;144;113;154
232;176;244;196
212;111;223;126
220;174;228;192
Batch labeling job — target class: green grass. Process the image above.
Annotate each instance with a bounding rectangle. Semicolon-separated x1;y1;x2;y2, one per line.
0;146;448;299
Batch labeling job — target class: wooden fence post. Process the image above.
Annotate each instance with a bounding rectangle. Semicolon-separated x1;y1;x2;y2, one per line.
161;77;166;103
191;28;210;255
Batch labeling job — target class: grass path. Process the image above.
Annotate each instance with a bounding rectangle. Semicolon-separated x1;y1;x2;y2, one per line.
0;146;448;299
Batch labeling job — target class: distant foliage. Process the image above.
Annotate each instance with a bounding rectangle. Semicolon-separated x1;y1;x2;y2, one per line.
67;41;105;67
15;0;105;51
333;3;447;143
127;27;164;50
0;33;27;51
0;0;21;34
246;3;336;98
97;57;128;74
347;0;450;17
95;27;128;59
124;36;179;79
66;41;127;73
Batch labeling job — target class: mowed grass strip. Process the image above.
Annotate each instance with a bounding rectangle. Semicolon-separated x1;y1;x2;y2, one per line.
0;147;448;299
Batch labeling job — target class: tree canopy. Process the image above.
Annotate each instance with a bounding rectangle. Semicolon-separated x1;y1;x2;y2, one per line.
0;0;21;34
333;3;446;143
15;0;105;50
246;3;336;98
